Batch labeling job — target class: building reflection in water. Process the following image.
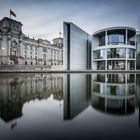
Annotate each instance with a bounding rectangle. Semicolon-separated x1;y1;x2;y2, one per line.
64;73;140;122
64;74;91;120
0;73;63;129
92;74;136;115
0;73;140;129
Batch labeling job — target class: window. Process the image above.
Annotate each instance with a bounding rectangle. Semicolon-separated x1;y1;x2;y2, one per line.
43;47;47;52
128;49;135;58
97;61;105;70
108;34;124;45
99;35;105;46
93;49;105;59
43;54;46;61
11;51;16;56
107;60;125;70
107;48;126;58
11;41;17;48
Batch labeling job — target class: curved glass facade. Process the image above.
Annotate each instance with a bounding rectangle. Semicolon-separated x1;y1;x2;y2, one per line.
107;48;126;58
108;34;125;45
93;49;105;59
93;48;135;60
92;28;136;70
107;60;125;70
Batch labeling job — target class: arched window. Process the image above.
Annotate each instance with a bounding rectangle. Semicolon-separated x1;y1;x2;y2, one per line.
11;41;17;48
25;61;27;65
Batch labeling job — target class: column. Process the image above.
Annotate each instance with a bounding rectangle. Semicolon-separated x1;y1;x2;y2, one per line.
19;35;23;57
105;30;108;45
105;48;107;70
135;34;137;70
7;35;11;64
7;34;11;56
125;29;128;45
105;30;108;70
126;48;128;70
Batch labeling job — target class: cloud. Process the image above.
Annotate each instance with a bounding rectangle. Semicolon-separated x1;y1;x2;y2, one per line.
0;0;140;40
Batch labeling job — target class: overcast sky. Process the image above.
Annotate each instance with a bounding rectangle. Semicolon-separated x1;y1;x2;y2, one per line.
0;0;140;40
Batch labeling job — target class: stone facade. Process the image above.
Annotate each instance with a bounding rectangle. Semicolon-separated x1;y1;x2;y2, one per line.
0;17;63;70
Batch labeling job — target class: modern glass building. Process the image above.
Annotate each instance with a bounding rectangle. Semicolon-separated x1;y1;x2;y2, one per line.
64;23;138;70
92;27;136;70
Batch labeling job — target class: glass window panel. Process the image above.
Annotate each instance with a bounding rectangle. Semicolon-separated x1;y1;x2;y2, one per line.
128;49;135;58
93;49;105;59
99;35;105;46
108;34;124;45
107;48;126;58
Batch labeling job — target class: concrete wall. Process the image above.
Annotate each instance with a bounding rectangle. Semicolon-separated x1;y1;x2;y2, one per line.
63;22;91;70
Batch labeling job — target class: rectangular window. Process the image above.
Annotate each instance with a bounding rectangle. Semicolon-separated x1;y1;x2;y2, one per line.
43;47;47;52
128;49;135;58
107;48;126;58
93;49;105;59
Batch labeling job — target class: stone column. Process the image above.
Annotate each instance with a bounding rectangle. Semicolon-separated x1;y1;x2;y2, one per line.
19;35;23;57
7;34;11;56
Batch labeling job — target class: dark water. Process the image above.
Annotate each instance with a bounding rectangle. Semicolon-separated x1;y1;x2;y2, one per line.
0;73;140;140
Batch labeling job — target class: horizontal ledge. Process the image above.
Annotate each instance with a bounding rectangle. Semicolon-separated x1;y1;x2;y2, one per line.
0;70;140;73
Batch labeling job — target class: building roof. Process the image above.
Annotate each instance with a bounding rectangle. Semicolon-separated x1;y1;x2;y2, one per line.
0;17;23;26
93;26;136;36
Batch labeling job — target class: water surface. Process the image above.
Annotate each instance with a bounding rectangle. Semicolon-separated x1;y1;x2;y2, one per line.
0;73;140;140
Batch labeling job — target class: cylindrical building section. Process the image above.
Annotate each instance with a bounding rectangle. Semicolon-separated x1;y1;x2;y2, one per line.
92;27;136;70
